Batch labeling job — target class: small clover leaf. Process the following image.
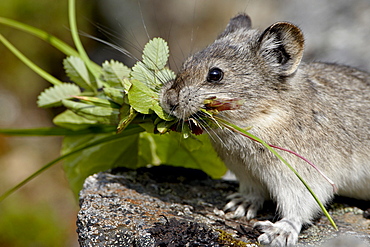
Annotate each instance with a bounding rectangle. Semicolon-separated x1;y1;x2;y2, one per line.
37;83;81;108
64;56;98;91
142;37;169;70
101;60;131;88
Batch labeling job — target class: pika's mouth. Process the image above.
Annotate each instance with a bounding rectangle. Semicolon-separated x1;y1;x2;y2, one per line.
183;97;245;135
203;97;244;114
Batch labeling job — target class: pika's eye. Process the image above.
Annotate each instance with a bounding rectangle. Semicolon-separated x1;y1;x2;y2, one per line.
207;67;224;83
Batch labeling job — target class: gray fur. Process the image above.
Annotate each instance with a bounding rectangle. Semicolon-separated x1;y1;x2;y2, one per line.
160;13;370;247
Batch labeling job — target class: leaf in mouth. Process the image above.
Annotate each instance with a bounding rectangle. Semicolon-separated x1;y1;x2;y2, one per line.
204;97;245;114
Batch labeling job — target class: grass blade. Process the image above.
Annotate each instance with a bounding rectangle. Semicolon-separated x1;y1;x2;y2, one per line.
0;34;63;85
68;0;101;89
0;16;79;57
215;116;338;230
0;17;101;72
0;127;117;136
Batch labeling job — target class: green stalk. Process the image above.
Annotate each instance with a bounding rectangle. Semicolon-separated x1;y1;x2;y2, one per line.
68;0;101;89
0;125;144;202
0;34;63;86
0;16;79;57
117;108;139;133
0;16;101;72
215;116;338;230
0;126;116;136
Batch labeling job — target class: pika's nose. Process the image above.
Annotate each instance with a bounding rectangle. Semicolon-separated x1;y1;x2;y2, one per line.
167;89;179;110
162;88;179;113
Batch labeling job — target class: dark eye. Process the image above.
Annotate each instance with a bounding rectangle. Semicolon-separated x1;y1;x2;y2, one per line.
207;67;224;83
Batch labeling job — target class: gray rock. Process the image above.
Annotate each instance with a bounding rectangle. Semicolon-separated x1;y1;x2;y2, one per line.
77;167;370;246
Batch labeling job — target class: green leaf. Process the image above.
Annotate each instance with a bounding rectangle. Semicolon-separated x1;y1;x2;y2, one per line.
0;125;144;202
102;60;131;88
72;96;121;109
142;37;169;70
61;127;225;197
122;78;132;92
155;67;176;85
37;83;81;108
156;120;177;134
61;100;120;125
131;64;174;91
62;131;141;195
138;132;227;178
131;61;157;89
53;110;99;130
127;79;173;120
131;38;173;90
152;103;175;121
63;56;95;90
127;79;158;114
103;87;125;105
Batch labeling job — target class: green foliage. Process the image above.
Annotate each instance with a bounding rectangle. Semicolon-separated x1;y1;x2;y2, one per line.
63;130;226;196
101;60;131;88
127;79;173;121
53;110;100;130
128;79;160;114
142;37;170;70
62;132;141;195
37;83;81;108
131;38;175;91
63;56;96;91
13;31;225;195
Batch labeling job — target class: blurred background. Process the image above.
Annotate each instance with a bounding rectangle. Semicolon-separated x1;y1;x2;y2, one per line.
0;0;369;246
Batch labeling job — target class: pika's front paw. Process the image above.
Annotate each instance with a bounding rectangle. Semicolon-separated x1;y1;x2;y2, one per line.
254;219;301;247
223;193;264;219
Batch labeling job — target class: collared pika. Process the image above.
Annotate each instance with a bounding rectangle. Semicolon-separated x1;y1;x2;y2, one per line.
160;14;370;246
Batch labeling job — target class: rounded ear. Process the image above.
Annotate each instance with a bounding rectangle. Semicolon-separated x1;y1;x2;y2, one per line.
217;14;252;39
258;22;304;76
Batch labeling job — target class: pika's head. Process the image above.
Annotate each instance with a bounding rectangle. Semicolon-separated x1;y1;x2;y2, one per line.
160;14;304;123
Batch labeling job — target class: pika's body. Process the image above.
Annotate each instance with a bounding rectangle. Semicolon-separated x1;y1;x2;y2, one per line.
160;14;370;246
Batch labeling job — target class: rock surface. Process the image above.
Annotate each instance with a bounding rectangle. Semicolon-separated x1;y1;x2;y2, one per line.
77;166;370;246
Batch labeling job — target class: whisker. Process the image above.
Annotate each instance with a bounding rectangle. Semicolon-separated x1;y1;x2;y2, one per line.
191;112;227;147
88;21;149;62
80;32;139;61
137;1;150;41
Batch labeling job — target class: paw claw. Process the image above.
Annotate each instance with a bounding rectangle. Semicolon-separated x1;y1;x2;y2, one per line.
233;204;247;218
256;232;270;245
223;192;263;219
254;220;274;230
254;219;300;247
223;196;243;212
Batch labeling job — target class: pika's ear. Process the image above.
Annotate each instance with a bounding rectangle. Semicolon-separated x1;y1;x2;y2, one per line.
217;14;252;39
258;22;304;76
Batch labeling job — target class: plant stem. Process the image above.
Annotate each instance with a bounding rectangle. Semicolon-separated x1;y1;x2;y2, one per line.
0;127;116;136
215;116;338;230
0;34;63;85
68;0;101;89
0;16;80;57
0;16;101;72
